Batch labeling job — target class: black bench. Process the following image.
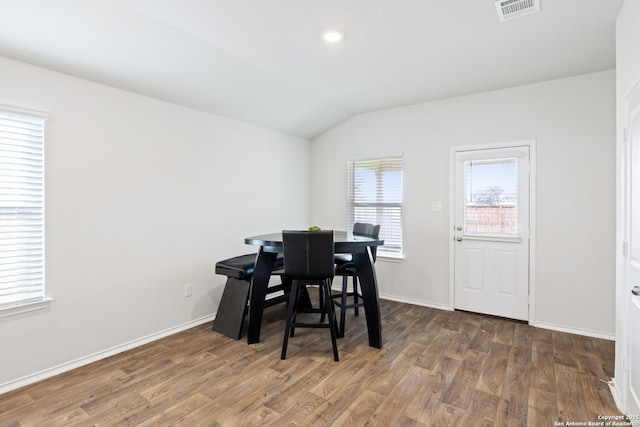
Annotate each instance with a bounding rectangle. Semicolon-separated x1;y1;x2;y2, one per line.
212;253;285;339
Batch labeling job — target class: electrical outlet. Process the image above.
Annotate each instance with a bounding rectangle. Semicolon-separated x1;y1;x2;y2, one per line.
184;284;192;297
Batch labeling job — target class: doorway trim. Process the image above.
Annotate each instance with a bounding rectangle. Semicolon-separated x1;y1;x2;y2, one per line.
612;73;640;416
448;139;537;324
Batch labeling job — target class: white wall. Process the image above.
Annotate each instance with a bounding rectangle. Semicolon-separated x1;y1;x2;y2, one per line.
0;56;310;389
311;70;616;338
0;55;618;392
617;0;640;95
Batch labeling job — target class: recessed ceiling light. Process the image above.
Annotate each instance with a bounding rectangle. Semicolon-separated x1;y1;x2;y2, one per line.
322;30;344;43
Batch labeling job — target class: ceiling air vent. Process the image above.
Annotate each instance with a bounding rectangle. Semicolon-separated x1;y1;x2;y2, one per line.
495;0;540;22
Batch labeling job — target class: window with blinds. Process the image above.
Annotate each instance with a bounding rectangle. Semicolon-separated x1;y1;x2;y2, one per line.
463;158;518;236
347;156;403;257
0;109;45;309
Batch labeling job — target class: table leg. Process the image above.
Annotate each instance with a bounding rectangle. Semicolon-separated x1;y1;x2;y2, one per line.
247;248;276;344
352;247;382;348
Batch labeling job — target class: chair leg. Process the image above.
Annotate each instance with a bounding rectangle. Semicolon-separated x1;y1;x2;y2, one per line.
353;276;360;317
281;281;299;360
291;283;301;338
323;279;339;362
338;275;348;338
320;283;326;323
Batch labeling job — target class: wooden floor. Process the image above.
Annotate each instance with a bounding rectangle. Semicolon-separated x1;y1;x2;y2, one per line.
0;298;620;426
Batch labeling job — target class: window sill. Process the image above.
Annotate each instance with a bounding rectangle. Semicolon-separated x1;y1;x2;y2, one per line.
378;254;405;263
0;298;53;319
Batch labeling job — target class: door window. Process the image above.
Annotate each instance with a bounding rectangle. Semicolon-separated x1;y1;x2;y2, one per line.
463;158;518;237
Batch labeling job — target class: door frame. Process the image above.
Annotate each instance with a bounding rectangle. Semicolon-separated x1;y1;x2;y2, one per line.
448;139;537;324
613;74;640;416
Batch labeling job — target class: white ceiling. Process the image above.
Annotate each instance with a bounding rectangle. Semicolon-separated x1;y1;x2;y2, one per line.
0;0;624;139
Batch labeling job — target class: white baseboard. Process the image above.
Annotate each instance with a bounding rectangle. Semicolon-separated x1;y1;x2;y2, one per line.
2;303;614;395
330;285;613;340
0;314;215;395
373;301;614;341
378;293;451;311
329;283;452;312
608;378;624;413
532;320;615;341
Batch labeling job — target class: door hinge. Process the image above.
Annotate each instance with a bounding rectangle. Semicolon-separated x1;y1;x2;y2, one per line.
624;127;628;143
623;353;628;370
623;241;628;257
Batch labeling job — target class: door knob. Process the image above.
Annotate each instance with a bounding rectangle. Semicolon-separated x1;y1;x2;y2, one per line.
632;286;640;296
456;237;463;242
456;226;463;231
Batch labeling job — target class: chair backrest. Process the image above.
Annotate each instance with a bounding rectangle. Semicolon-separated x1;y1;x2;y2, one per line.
353;222;381;262
282;230;335;280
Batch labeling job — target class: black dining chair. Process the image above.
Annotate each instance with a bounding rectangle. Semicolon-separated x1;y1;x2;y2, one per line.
332;223;380;337
281;230;339;361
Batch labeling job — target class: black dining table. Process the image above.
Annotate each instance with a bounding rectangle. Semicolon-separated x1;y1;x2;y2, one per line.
244;231;384;348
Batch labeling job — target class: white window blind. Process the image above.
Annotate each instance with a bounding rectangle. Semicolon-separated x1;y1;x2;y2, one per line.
0;110;45;308
463;158;518;236
347;156;403;257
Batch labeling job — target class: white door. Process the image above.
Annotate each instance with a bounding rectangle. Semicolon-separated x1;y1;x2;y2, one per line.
453;145;531;320
624;89;640;416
